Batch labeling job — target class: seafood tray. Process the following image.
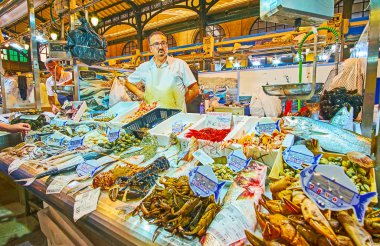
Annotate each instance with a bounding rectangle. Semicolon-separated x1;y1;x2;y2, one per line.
109;103;140;123
230;117;282;167
268;150;377;204
148;113;205;146
178;116;248;157
123;108;181;138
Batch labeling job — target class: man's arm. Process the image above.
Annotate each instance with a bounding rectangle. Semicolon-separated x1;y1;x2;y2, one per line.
125;80;144;100
185;82;200;103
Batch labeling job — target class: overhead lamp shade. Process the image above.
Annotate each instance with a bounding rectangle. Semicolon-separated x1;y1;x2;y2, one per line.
50;32;58;41
24;44;30;50
90;16;99;27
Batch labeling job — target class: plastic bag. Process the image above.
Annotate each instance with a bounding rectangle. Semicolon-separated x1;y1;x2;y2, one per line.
66;18;107;65
109;77;131;107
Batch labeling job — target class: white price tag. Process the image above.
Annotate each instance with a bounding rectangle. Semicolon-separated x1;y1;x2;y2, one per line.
46;174;76;194
8;158;26;174
24;131;38;143
205;112;232;130
206;204;252;245
73;188;101;222
192;149;214;165
107;128;120;142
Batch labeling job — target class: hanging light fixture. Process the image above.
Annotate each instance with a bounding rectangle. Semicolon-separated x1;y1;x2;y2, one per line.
90;16;99;27
24;44;29;50
50;32;58;40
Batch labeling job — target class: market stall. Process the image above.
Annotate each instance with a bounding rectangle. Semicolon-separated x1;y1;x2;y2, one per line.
0;0;379;245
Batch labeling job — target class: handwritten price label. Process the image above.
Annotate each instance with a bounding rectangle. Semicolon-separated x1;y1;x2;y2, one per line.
192;149;214;165
205;112;232;130
46;174;76;194
107;128;120;142
68;136;84;150
73;188;101;222
8;158;26;174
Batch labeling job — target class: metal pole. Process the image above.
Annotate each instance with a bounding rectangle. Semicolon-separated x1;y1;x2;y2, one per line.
27;0;41;110
0;54;6;113
60;18;65;40
69;11;79;101
84;8;89;22
362;0;380;138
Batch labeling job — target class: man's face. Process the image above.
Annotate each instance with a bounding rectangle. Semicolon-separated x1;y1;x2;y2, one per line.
149;34;168;59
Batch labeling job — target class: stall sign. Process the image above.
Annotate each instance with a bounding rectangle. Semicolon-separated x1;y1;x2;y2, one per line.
8;158;26;174
227;149;252;173
68;136;84;150
192;149;214;165
205;112;232;130
283;145;321;170
76;160;102;177
188;166;225;202
300;164;376;223
255;119;280;134
50;118;67;126
107;128;120;142
46;174;76;194
73;188;101;222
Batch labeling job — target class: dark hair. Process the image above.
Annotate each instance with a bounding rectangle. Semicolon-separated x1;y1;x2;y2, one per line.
5;70;13;76
148;31;167;44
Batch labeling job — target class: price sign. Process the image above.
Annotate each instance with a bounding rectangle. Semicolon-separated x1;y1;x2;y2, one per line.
283;145;321;170
172;121;185;134
227;149;252;173
107;128;120;142
192;149;214;165
300;165;377;223
76;160;102;177
80;113;93;121
24;131;38;143
189;166;225;202
205;112;232;130
255;119;280;135
8;158;26;174
73;188;101;222
51;118;67;126
46;174;76;194
68;136;84;150
47;135;65;147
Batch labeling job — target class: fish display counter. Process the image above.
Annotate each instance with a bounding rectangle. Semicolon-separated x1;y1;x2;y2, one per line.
0;110;377;246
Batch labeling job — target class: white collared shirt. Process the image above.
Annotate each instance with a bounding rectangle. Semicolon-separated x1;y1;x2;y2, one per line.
128;56;196;111
46;70;72;96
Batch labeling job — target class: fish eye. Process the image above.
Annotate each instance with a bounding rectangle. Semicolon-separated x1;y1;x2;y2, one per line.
291;116;295;120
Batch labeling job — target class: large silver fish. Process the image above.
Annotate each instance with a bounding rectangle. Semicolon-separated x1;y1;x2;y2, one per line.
283;116;371;155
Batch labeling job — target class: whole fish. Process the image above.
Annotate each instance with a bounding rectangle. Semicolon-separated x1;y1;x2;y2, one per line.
15;152;104;186
283;116;371;155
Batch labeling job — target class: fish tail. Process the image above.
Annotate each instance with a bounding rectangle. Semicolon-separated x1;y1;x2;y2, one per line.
275;120;281;131
214;181;226;202
353;192;377;223
314;154;322;164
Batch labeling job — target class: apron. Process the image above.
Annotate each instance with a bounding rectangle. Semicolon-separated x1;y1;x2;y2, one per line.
144;65;186;111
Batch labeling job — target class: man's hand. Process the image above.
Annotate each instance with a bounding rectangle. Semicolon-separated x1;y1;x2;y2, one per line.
51;104;59;114
185;83;200;103
8;123;31;134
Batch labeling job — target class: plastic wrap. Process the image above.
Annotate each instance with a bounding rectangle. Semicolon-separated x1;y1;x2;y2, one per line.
66;18;107;65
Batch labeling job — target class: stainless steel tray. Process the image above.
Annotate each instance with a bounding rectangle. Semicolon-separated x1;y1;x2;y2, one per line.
262;83;324;97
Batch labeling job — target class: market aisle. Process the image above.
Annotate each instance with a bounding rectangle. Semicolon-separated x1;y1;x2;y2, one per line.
0;174;47;246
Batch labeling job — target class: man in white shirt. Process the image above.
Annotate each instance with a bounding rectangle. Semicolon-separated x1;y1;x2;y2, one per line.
45;59;73;113
125;31;200;111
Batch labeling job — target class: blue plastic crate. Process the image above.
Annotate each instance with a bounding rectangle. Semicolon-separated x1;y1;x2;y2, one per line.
123;108;181;137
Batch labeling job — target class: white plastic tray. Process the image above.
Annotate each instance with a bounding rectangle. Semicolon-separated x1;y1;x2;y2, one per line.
148;113;205;146
110;102;141;123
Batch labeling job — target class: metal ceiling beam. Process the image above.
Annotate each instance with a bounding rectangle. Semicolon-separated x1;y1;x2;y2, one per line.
107;5;259;46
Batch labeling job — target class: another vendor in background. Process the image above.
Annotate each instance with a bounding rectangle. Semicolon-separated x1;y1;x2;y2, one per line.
3;71;19;107
186;66;202;113
45;59;73;113
125;31;200;111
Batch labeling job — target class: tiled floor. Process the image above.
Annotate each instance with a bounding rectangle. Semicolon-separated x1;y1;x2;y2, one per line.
0;174;47;246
